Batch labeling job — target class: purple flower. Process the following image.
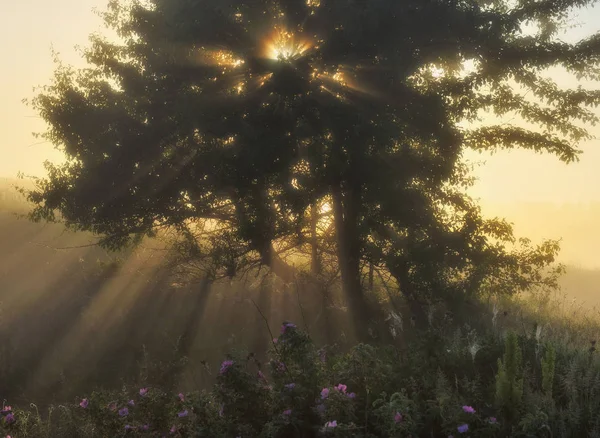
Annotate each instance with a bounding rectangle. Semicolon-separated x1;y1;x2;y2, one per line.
394;412;403;423
284;383;296;390
128;399;135;407
347;392;356;399
79;398;89;409
178;392;185;402
462;405;475;414
324;420;337;429
488;417;498;424
141;424;150;431
457;424;469;433
4;413;14;425
280;322;296;334
170;425;177;434
220;360;234;375
276;362;286;373
125;425;135;431
335;384;347;393
321;388;330;399
257;371;267;382
0;406;12;415
178;410;188;418
283;409;292;416
118;407;129;417
139;387;149;397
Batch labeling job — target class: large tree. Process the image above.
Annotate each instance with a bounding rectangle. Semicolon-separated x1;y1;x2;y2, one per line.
24;0;600;335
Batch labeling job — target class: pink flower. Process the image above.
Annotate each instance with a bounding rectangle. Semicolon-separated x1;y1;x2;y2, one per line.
321;388;330;399
283;409;292;416
273;338;278;344
108;402;117;411
141;424;149;431
170;425;177;434
178;409;188;418
335;384;347;393
488;417;498;424
276;362;286;372
324;420;337;429
178;392;185;402
118;407;129;417
79;398;89;408
1;406;12;415
462;405;475;414
139;388;149;397
394;412;403;423
128;399;135;407
220;360;234;375
257;371;267;382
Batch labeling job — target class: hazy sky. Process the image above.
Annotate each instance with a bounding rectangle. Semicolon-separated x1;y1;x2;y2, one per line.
1;1;600;268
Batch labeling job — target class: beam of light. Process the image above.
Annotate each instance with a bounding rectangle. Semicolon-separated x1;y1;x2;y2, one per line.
193;47;245;69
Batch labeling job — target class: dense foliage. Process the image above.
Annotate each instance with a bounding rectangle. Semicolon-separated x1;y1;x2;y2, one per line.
1;305;600;438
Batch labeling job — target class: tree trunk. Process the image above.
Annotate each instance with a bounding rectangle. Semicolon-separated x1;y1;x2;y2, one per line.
389;260;429;330
258;242;298;284
310;202;321;276
331;184;372;342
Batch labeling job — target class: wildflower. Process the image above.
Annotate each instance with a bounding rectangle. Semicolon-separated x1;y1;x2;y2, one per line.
257;371;268;382
273;338;278;344
4;413;14;425
324;420;337;429
220;360;234;375
119;407;129;417
335;384;347;393
457;424;469;433
284;383;296;390
170;425;177;434
347;392;356;399
178;392;185;402
79;398;89;409
283;409;292;416
218;404;224;417
139;388;149;397
178;409;188;418
280;322;296;334
276;362;286;373
125;425;135;431
316;404;326;415
321;388;330;399
141;424;150;431
108;402;117;411
462;405;475;414
394;412;403;423
1;406;12;415
128;399;135;407
488;417;498;424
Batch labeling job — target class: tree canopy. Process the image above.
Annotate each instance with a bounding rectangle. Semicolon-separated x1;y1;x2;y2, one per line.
24;0;600;335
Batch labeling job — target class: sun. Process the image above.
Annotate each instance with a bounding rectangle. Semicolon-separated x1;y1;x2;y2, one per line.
263;29;311;61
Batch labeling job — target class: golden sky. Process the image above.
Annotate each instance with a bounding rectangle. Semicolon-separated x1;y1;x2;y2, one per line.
1;0;599;266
